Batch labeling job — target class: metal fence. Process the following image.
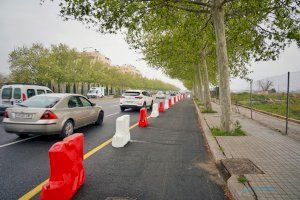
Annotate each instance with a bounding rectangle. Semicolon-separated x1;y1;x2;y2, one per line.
212;71;300;135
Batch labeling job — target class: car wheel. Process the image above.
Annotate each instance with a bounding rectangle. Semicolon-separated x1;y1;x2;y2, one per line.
120;107;126;112
95;111;104;126
60;120;74;139
17;134;29;139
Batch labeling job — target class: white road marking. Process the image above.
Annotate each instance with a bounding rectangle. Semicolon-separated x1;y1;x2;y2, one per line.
0;135;40;149
105;112;120;118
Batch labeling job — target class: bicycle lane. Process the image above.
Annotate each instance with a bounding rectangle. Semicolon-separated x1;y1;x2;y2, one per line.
74;99;227;200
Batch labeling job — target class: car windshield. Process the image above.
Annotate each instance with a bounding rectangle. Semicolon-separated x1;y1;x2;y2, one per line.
124;92;140;96
1;88;12;99
19;96;60;108
88;89;97;93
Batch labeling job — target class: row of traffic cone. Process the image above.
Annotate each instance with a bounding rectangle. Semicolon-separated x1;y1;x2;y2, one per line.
138;94;187;127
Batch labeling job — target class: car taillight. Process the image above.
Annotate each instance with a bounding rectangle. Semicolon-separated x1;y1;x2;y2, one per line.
40;110;57;120
135;96;143;99
3;111;9;118
22;93;26;101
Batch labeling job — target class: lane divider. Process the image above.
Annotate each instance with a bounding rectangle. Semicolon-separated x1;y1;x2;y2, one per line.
19;117;144;200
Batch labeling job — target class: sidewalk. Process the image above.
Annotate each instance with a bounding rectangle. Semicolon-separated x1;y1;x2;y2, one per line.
232;103;300;141
203;102;300;200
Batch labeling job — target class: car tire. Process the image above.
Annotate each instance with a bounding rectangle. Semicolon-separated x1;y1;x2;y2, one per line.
17;134;29;139
95;111;104;126
60;120;74;139
120;107;126;112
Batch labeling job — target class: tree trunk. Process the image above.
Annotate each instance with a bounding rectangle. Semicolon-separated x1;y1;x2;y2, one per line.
197;66;204;102
199;50;212;110
212;1;232;132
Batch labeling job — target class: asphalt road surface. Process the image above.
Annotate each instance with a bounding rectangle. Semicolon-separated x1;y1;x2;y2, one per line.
0;98;226;200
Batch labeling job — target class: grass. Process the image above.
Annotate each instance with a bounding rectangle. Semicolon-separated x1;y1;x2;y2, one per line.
211;121;246;136
201;109;217;113
238;176;248;184
231;92;300;120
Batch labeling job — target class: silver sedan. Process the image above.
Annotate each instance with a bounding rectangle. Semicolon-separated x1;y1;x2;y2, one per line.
3;93;104;138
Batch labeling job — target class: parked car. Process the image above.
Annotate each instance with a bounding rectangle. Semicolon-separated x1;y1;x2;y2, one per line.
3;93;104;138
156;91;166;99
0;84;52;115
87;87;105;98
119;90;153;111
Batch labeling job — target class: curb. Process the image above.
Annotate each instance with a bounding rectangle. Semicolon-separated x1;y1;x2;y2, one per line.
193;100;225;164
193;100;255;200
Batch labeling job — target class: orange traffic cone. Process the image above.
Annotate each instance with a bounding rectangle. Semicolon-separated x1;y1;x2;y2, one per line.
159;101;165;113
138;107;148;127
168;98;172;107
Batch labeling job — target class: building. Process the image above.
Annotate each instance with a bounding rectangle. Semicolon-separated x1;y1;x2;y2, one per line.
81;49;111;65
115;64;142;76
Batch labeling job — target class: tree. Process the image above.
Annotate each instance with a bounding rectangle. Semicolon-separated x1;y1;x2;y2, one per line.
258;80;273;92
53;0;299;131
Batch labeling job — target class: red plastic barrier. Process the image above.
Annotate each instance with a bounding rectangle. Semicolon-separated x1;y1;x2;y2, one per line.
138;107;148;127
168;98;172;107
40;133;85;200
159;101;165;113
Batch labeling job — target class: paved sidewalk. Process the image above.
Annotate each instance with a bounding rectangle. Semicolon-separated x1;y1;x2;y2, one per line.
232;103;300;141
203;103;300;200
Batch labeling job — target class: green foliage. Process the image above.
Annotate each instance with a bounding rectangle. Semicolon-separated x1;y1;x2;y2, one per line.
211;121;246;136
238;176;248;184
52;0;300;90
201;109;217;113
8;43;178;91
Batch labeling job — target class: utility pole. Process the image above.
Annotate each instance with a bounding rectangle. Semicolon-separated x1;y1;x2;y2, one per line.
285;72;290;135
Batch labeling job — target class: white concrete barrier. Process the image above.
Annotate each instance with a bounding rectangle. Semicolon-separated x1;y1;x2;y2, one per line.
150;103;159;118
112;115;130;148
164;99;169;110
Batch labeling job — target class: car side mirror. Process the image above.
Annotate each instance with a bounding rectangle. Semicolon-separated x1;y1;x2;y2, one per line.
91;103;96;106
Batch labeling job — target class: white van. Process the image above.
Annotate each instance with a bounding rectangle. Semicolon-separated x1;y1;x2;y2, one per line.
87;87;105;98
0;84;52;114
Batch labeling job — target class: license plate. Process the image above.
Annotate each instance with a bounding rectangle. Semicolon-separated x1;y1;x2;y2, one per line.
125;101;133;103
14;113;33;119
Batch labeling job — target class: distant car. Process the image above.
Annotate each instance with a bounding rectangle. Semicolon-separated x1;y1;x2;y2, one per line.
0;84;52;115
87;87;105;98
3;93;104;138
120;90;153;111
156;91;166;99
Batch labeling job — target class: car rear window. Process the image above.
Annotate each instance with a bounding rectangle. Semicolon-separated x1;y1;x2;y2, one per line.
1;88;12;99
21;96;60;108
13;88;21;99
124;92;140;96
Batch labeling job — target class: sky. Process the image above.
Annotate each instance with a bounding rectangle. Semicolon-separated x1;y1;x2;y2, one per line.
0;0;299;91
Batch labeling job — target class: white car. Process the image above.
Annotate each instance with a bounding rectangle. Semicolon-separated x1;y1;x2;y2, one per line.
120;90;154;111
87;87;105;98
156;91;166;99
0;84;52;115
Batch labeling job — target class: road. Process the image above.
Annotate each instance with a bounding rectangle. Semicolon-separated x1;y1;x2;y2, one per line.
0;98;226;199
